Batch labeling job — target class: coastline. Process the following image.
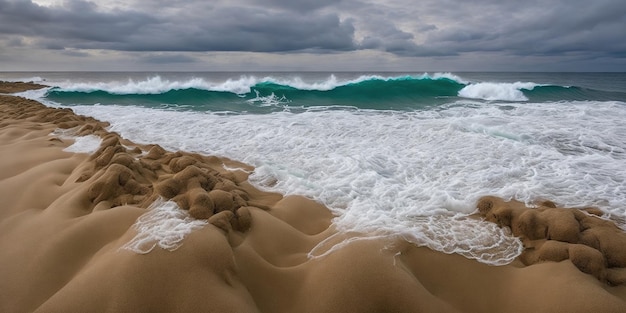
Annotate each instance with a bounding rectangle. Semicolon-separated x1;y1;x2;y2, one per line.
1;83;626;312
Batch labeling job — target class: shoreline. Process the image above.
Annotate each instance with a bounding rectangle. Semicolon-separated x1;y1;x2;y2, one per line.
1;83;626;312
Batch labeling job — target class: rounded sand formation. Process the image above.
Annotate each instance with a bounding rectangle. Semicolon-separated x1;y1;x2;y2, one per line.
478;196;626;284
85;132;265;233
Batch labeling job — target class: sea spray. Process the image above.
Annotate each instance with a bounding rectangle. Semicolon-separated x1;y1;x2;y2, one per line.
458;82;539;101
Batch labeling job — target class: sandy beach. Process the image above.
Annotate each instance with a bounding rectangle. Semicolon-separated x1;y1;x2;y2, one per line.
2;82;626;312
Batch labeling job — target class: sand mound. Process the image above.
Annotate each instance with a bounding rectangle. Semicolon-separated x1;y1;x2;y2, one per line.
478;196;626;285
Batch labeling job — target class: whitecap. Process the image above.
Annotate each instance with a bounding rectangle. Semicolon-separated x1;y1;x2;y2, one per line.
458;82;539;101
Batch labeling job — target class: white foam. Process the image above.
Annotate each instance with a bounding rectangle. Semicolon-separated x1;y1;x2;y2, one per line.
307;214;524;266
62;135;102;154
121;199;207;254
62;100;626;264
51;128;103;154
14;88;51;100
430;72;469;84
308;232;389;259
266;72;466;91
458;82;539;101
246;90;290;107
54;76;218;94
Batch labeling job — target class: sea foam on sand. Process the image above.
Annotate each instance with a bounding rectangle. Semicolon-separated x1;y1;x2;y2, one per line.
121;198;207;254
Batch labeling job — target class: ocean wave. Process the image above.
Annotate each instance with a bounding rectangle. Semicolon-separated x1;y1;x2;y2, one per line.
50;73;467;94
42;74;626;111
44;74;467;110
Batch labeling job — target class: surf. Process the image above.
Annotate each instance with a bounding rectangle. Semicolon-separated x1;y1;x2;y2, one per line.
15;71;626;264
43;73;626;113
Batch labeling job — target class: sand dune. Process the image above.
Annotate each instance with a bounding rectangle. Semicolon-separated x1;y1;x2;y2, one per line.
1;85;626;312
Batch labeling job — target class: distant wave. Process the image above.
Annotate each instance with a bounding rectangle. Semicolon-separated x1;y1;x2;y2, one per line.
44;74;626;112
48;73;466;94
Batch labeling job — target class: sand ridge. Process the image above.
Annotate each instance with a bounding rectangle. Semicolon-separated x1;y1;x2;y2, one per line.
1;84;626;312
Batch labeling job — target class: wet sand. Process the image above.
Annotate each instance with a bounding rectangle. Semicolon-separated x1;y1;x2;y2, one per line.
1;83;626;312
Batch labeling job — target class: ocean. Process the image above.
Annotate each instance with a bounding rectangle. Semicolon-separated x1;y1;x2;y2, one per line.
3;71;626;265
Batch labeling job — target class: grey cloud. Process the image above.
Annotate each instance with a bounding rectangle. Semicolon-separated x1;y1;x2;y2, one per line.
60;49;90;57
140;53;198;64
109;8;356;52
255;0;342;12
392;0;626;61
0;0;624;70
4;36;24;47
418;25;437;32
0;0;156;41
43;42;65;50
0;0;355;53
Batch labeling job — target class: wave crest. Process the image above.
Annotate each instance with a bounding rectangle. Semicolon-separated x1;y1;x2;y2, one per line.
51;73;467;95
42;74;621;109
458;82;540;101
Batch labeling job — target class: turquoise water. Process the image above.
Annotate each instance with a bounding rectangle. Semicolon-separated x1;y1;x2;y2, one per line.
34;72;626;112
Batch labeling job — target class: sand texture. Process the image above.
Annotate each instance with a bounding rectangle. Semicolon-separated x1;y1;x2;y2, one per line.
1;84;626;312
0;81;47;94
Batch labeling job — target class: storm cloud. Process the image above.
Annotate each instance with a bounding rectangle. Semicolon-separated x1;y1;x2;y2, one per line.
0;0;355;52
0;0;624;70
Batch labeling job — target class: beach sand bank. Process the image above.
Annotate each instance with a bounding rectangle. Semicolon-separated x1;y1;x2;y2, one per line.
2;84;626;312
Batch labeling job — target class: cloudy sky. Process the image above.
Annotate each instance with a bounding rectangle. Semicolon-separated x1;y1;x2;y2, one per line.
0;0;624;71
